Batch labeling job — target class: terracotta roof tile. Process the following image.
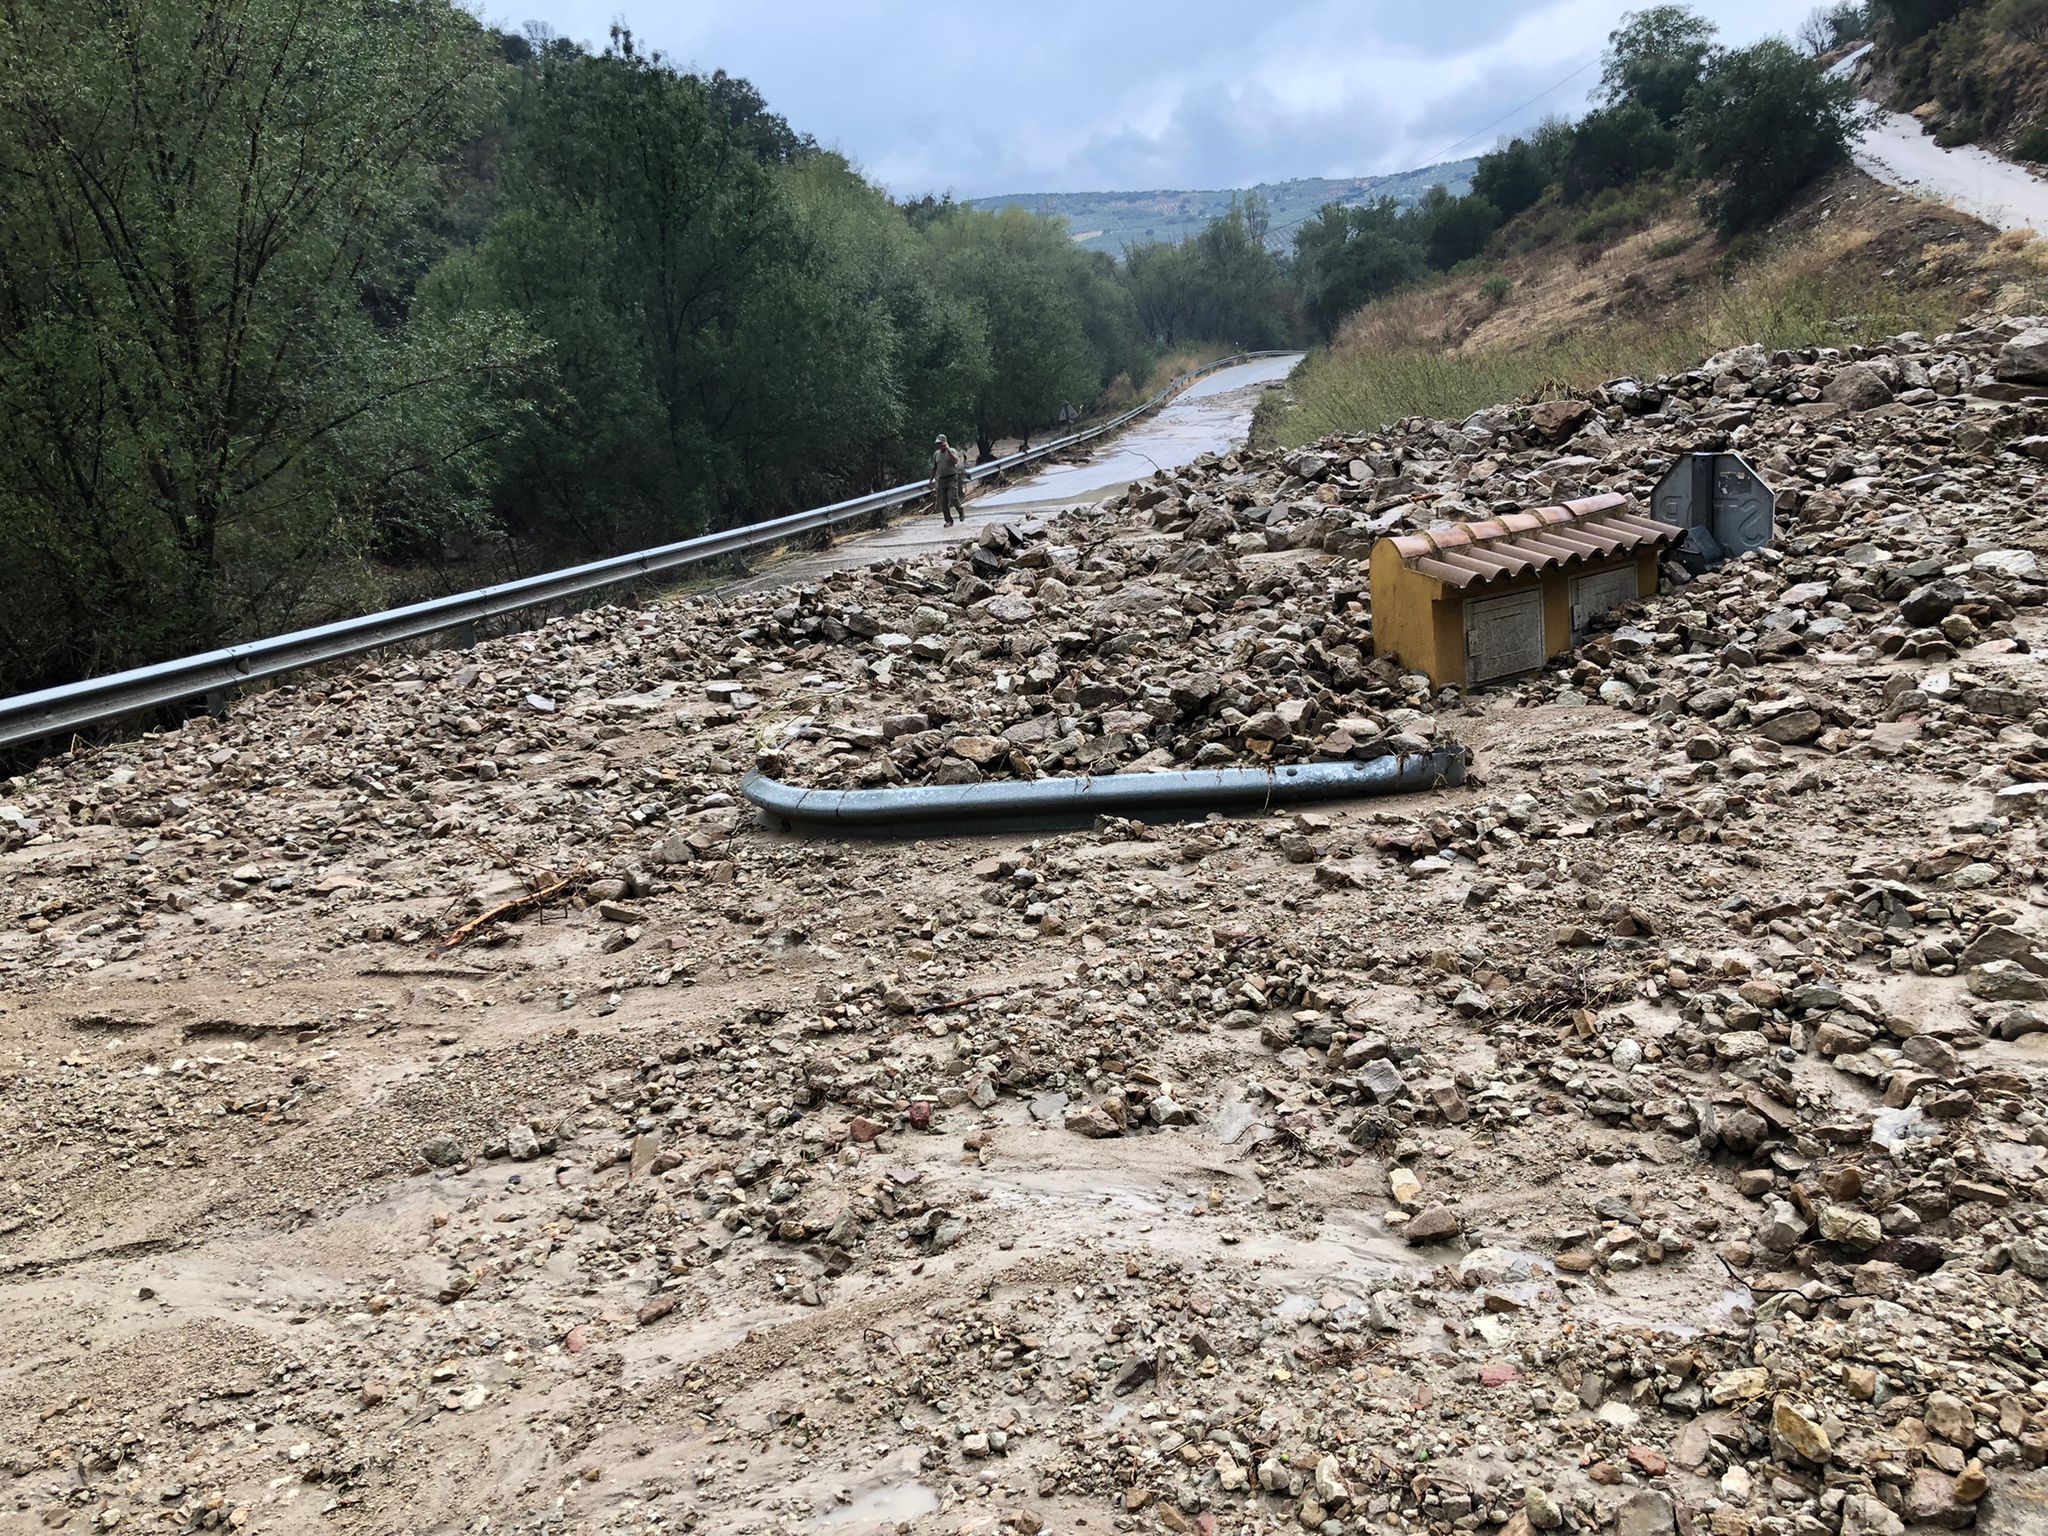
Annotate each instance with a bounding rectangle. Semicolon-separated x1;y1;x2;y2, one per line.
1386;492;1675;589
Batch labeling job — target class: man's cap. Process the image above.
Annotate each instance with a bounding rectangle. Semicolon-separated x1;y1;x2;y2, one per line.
934;434;947;444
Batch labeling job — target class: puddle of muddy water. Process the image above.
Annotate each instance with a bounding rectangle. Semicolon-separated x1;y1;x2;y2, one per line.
803;1448;939;1534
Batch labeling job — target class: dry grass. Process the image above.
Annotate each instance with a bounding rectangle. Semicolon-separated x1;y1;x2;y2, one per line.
1144;345;1237;395
1270;218;2022;449
1985;227;2048;276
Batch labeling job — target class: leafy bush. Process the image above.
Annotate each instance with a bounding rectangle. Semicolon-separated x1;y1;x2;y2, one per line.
1291;199;1430;339
1935;112;1986;146
1571;184;1670;244
1472;139;1551;220
1800;4;1871;53
1649;231;1700;259
1563;103;1680;200
1990;0;2048;44
1868;0;1966;43
1931;11;1995;123
1685;40;1862;234
2018;114;2048;160
1506;203;1576;255
1422;190;1504;269
1274;227;1972;448
1479;274;1514;303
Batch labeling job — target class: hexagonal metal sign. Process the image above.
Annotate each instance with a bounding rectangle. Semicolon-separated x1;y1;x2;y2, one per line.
1651;453;1774;572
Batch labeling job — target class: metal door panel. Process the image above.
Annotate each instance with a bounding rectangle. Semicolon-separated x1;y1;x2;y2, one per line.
1570;565;1639;644
1464;589;1545;684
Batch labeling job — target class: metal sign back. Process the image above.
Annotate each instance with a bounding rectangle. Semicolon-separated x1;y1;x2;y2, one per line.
1650;452;1774;570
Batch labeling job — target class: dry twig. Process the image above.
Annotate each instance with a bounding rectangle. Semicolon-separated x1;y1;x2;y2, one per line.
440;867;588;951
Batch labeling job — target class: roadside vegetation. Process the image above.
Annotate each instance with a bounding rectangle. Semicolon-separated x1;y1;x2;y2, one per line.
0;0;2035;704
1287;7;1865;346
1269;1;2048;448
1856;0;2048;156
1270;217;2032;447
0;4;1300;699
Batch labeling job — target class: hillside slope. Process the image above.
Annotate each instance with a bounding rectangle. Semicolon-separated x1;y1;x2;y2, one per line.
971;160;1478;254
1271;166;2048;448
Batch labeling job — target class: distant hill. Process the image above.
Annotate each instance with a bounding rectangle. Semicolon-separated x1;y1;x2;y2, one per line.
970;160;1480;255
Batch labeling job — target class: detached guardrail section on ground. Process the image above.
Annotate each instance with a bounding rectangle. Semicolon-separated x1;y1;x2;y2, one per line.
0;353;1295;752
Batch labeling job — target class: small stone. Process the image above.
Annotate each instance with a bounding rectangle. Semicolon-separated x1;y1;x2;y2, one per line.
1523;1487;1563;1531
1614;1488;1677;1536
1063;1106;1122;1138
1842;1491;1904;1536
1995;326;2048;384
1770;1396;1831;1463
1903;1468;1973;1528
1953;1459;1988;1504
1312;1455;1347;1506
1822;363;1893;411
1403;1205;1461;1244
1925;1390;1974;1445
1818;1203;1882;1248
1969;960;2047;1001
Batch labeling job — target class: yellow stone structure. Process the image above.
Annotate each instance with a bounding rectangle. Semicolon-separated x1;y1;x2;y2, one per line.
1368;493;1680;689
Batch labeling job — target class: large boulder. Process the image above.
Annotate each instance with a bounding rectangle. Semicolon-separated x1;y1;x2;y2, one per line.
1822;363;1894;411
1527;398;1594;442
1995;327;2048;385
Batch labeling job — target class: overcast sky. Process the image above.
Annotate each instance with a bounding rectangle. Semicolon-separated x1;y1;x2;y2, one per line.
474;1;1807;199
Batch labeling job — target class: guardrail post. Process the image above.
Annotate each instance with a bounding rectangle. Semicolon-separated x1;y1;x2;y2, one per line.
454;621;479;650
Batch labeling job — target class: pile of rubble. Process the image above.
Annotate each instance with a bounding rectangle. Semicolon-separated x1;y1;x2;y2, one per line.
0;319;2043;1536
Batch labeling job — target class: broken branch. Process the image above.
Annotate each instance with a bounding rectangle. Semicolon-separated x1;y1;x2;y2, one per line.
440;867;588;951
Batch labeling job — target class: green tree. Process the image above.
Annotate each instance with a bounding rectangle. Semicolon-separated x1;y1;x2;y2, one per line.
1602;5;1720;125
1800;4;1872;54
1418;188;1503;269
1292;201;1427;339
1181;196;1295;348
1125;240;1203;347
0;0;526;692
1867;0;1966;42
927;209;1100;460
782;155;991;480
1990;0;2048;47
440;31;891;553
1685;39;1862;234
1472;139;1552;220
1563;103;1679;200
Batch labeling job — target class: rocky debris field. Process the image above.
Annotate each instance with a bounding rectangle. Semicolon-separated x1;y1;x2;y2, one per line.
2;319;2047;1536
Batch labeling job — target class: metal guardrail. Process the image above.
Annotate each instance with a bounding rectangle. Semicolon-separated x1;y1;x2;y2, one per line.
0;351;1297;752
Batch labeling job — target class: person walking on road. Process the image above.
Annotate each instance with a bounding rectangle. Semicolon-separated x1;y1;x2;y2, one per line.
930;434;966;527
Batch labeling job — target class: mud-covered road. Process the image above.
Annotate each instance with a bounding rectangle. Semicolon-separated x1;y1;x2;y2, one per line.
4;324;2047;1536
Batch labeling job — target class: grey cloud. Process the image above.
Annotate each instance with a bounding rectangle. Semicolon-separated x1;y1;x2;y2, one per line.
488;0;1810;196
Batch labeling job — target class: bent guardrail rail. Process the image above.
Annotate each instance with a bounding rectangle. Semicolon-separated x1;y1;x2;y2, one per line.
0;351;1298;752
742;752;1469;837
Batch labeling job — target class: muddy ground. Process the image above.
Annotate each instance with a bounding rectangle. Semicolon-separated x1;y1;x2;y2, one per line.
3;326;2048;1536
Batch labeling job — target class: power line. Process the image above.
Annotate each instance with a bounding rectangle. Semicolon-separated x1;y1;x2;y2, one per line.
1251;53;1602;251
1420;55;1601;166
